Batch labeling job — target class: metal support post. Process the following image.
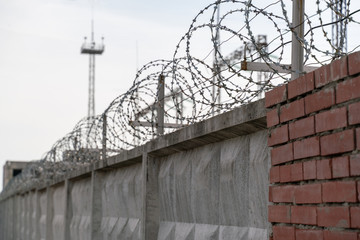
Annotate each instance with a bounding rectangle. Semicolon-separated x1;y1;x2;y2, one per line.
102;114;107;160
291;0;305;80
88;55;96;118
157;74;165;135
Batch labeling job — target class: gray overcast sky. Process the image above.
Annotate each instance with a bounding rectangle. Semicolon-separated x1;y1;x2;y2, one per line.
0;0;214;190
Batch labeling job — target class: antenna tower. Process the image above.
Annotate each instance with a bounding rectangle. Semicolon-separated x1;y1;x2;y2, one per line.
81;3;104;118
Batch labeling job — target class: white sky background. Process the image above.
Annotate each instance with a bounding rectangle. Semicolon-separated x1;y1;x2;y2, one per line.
0;0;214;190
0;0;359;191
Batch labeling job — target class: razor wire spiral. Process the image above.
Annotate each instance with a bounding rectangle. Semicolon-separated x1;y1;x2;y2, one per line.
3;0;359;195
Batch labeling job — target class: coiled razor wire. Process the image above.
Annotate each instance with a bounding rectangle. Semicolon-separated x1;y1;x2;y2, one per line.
2;0;359;197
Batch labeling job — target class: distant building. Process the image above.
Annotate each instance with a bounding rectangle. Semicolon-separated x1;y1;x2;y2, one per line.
3;161;29;188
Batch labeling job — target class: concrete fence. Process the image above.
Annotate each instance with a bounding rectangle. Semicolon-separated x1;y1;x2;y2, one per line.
2;52;360;240
0;99;269;240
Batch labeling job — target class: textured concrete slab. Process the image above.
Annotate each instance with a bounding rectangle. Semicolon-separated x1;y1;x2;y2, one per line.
30;191;37;240
249;131;270;230
194;224;219;240
174;222;195;240
39;191;47;240
100;163;142;239
219;136;249;227
70;178;91;240
192;144;220;225
52;184;65;240
156;131;269;240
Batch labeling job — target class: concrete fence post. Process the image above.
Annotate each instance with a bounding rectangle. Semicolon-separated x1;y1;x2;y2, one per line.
141;152;160;240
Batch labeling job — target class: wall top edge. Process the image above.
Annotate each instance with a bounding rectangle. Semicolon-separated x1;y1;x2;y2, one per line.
0;98;266;199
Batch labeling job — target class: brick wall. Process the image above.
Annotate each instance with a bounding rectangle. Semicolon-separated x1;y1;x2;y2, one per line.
266;51;360;240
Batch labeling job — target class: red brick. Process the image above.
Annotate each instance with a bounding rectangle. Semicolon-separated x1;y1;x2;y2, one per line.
317;159;332;180
337;76;360;103
268;125;289;147
315;64;331;88
304;160;317;180
350;207;360;228
295;183;322;204
269;186;273;202
305;88;335;114
280;165;291;183
331;55;348;81
322;181;357;203
296;229;323;240
357;128;360;150
271;143;293;165
290;162;303;182
332;156;350;178
267;108;280;127
279;99;305;123
320;129;355;156
324;230;357;240
349;102;360;125
270;166;280;183
268;205;291;223
315;107;347;133
294;136;320;159
291;206;317;225
289;116;315;140
315;57;348;88
288;71;314;99
317;206;350;228
272;226;295;240
350;154;360;176
358;182;360;202
265;85;287;108
271;185;295;203
348;51;360;76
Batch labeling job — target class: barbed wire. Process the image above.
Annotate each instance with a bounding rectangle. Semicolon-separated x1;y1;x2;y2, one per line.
2;0;359;197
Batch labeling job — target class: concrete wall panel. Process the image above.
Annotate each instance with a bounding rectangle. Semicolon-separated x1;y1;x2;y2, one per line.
219;136;249;227
248;131;270;230
157;131;269;240
8;197;14;239
194;224;219;240
174;222;195;240
192;145;220;225
23;193;31;239
70;178;91;240
19;195;26;239
174;153;193;223
39;191;47;240
158;221;175;239
30;191;37;240
52;184;65;240
100;163;142;239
